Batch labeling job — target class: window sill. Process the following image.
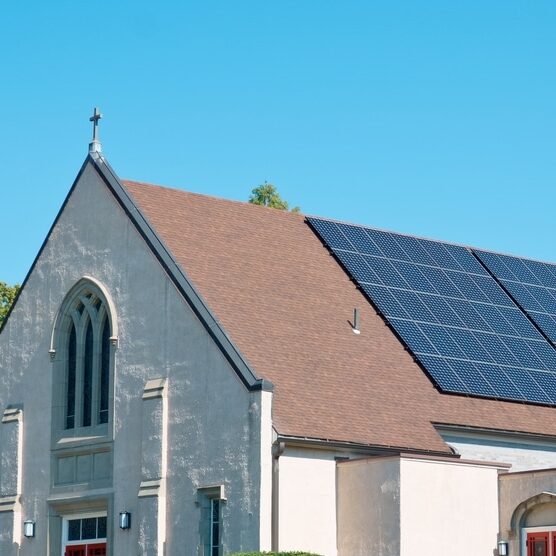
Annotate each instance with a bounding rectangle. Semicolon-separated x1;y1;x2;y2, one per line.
52;425;111;452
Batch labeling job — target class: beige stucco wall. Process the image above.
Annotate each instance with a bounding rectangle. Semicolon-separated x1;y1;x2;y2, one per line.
400;457;500;556
0;161;270;555
526;503;556;527
278;448;338;556
337;455;500;556
498;468;556;555
337;457;400;556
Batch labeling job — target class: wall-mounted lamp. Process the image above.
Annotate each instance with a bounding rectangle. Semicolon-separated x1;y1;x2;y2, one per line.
23;520;35;538
498;540;509;556
119;511;131;530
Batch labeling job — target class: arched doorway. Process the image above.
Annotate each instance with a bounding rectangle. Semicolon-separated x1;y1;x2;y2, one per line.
511;493;556;556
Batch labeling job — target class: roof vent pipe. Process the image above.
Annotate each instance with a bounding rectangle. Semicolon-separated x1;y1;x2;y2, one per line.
353;308;361;335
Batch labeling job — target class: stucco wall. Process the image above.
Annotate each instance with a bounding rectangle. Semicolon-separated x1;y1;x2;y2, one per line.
0;161;270;554
399;457;500;556
278;448;338;556
440;429;556;472
499;468;556;555
337;457;400;556
526;503;556;527
337;455;500;556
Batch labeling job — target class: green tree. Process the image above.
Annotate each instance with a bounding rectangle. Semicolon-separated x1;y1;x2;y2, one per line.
249;182;300;213
0;282;20;327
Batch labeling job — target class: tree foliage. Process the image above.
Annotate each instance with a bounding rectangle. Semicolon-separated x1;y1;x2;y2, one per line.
249;182;300;213
0;282;20;327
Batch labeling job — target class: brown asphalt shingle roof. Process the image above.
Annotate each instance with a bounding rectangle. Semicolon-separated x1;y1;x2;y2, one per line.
123;180;556;454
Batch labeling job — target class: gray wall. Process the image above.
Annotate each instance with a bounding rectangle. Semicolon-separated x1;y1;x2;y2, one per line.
0;162;266;554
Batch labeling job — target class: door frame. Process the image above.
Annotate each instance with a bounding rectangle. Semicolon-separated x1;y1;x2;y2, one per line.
521;525;556;556
61;511;107;556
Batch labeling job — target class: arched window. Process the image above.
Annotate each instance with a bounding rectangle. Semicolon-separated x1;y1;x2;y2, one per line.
51;279;116;433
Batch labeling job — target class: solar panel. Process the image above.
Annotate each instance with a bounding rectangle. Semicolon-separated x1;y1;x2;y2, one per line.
307;217;556;405
475;251;556;345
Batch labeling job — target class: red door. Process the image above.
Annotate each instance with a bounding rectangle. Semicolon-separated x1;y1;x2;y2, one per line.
65;544;106;556
86;544;106;556
65;547;86;556
528;532;549;556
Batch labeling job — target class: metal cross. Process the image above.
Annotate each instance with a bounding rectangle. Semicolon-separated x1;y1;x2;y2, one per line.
89;107;103;142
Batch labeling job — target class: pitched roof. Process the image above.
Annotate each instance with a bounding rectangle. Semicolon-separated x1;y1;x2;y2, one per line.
122;178;556;454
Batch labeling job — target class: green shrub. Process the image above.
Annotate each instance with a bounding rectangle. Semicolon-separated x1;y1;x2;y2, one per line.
229;552;324;556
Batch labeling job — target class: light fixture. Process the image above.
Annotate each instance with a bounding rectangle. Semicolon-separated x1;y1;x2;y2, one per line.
498;540;509;556
23;520;35;538
119;511;131;530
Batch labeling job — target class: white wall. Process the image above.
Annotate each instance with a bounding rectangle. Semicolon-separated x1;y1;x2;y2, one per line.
337;455;501;556
259;390;273;551
337;457;400;556
278;448;338;556
440;429;556;472
400;457;500;556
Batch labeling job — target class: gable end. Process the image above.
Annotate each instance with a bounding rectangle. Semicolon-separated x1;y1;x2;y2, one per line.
88;153;272;393
1;153;272;393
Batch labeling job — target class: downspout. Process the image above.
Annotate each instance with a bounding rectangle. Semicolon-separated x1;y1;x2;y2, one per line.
271;441;285;551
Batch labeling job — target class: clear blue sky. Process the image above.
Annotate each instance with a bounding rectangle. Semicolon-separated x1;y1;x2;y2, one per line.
2;1;555;285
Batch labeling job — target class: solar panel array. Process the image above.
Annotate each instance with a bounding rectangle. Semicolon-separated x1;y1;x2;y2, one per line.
307;217;556;406
476;251;556;345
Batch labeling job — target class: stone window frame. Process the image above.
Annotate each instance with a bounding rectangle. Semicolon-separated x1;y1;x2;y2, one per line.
50;277;118;445
197;485;226;556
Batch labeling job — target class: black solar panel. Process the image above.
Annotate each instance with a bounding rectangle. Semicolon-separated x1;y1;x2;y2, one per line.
308;217;556;405
475;251;556;345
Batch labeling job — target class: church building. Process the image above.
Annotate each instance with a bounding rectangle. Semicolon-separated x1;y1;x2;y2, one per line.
2;117;556;555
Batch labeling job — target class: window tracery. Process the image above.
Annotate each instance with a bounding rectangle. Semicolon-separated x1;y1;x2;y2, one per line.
51;279;116;434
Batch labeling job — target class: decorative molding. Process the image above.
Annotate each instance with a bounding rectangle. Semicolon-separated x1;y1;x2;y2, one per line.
49;275;119;355
2;408;22;424
138;479;161;498
510;491;556;533
142;378;167;400
0;406;23;530
197;484;226;503
0;495;19;513
47;487;114;505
